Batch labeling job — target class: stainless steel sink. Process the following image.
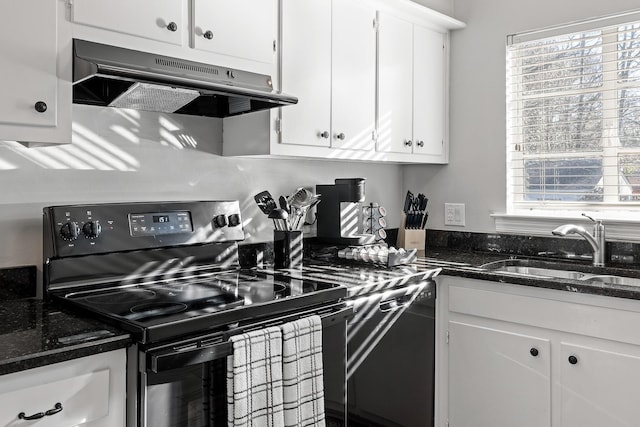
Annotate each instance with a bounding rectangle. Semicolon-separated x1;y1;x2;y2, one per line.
494;266;588;280
479;258;640;287
581;275;640;287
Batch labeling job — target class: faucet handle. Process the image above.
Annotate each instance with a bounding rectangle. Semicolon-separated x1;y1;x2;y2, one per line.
581;213;602;224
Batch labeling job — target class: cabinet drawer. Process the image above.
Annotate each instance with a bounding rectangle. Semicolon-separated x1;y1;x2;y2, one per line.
0;369;109;426
448;281;640;346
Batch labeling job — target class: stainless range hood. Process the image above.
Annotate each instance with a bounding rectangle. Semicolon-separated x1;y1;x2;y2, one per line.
72;39;297;118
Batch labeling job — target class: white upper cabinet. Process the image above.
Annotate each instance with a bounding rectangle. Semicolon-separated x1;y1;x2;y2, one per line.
413;25;446;158
377;11;414;154
71;0;185;46
0;0;71;145
377;11;448;161
70;0;276;74
279;0;376;150
331;0;377;151
279;0;332;147
224;0;464;163
192;0;276;65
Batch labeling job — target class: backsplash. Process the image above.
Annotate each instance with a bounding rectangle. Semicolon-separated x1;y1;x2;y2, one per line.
0;266;37;300
425;230;640;267
240;229;640;268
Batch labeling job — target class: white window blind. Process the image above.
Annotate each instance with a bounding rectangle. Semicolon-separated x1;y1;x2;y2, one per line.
507;15;640;212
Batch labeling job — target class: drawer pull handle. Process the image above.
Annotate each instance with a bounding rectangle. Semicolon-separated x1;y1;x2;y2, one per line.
568;355;578;365
166;21;178;32
530;347;539;357
18;402;63;421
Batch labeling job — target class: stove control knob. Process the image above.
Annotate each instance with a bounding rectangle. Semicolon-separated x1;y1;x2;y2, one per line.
227;213;241;227
213;214;227;228
60;222;80;241
82;221;102;238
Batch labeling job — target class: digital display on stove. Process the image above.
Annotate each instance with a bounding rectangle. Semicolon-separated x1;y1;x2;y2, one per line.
153;215;170;223
129;211;193;237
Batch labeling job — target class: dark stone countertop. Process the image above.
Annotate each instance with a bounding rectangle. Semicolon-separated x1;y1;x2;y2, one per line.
416;248;640;300
0;299;131;376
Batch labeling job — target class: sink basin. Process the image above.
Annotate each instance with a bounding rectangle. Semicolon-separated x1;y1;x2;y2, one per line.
480;258;640;287
495;266;587;280
582;275;640;287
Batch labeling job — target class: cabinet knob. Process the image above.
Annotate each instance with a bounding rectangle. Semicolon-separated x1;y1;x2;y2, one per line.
204;30;214;40
319;131;330;139
416;140;425;148
404;140;413;147
34;101;47;113
530;348;539;357
568;355;578;365
166;21;178;32
336;133;346;140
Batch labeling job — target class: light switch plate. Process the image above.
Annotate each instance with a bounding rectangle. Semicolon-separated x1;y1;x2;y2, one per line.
445;203;465;226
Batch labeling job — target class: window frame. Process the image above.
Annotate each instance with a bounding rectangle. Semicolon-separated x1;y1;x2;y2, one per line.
500;10;640;241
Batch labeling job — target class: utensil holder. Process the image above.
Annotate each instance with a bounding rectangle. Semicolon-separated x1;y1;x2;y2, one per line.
274;230;303;269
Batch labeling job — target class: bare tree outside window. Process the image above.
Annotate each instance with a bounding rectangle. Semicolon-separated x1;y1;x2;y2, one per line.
508;21;640;207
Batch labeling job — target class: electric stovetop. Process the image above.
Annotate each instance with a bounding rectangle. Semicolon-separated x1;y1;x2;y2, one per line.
52;269;345;344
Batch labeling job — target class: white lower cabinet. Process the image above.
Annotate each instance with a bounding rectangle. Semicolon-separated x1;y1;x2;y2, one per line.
448;322;551;427
438;276;640;427
0;349;126;427
559;342;640;427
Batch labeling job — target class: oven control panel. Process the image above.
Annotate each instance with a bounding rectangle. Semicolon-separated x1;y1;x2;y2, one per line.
44;201;245;258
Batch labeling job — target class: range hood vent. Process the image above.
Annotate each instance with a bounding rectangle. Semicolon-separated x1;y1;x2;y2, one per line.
72;39;297;118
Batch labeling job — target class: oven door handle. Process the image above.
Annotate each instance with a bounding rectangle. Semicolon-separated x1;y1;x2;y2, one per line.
148;305;353;373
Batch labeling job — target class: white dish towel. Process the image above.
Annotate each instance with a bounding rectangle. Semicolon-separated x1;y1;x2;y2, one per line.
227;326;285;427
281;315;326;427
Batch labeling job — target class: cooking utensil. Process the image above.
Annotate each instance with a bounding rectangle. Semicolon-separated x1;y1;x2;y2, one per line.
268;208;289;231
279;195;290;214
254;191;277;215
289;188;314;208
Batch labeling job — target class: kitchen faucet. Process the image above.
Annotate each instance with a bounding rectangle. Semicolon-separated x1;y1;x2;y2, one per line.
551;214;605;267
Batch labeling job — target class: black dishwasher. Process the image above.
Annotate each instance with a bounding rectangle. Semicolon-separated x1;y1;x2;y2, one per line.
347;281;436;427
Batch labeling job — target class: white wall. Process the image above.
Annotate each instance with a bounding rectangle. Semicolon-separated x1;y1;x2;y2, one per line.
409;0;453;16
0;105;402;269
403;0;640;233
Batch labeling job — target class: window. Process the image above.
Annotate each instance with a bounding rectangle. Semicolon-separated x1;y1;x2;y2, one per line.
507;15;640;212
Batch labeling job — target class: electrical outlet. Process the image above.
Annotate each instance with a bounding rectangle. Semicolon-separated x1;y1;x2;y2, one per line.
444;203;466;226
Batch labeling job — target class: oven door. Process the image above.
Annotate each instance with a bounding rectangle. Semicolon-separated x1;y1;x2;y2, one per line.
130;304;352;427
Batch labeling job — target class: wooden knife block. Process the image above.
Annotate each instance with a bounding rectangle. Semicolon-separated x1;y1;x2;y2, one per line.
397;212;425;256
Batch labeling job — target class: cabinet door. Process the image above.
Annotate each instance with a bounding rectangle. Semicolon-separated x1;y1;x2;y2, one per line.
376;12;413;154
192;0;276;65
448;321;551;427
72;0;184;46
0;0;70;144
0;349;125;427
413;25;446;158
560;342;640;427
280;0;331;147
331;0;376;151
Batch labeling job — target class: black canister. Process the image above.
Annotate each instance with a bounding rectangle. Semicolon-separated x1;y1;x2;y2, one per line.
274;230;303;269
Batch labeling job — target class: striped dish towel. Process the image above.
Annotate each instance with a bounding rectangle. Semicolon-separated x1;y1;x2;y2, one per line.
281;315;326;427
227;326;285;427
